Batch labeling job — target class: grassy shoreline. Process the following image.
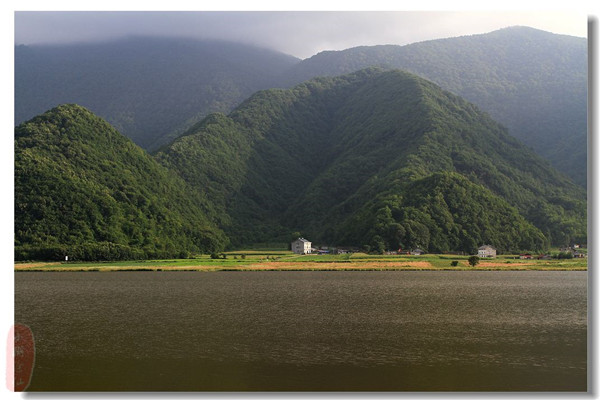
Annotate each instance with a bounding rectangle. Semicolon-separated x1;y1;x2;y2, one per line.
14;252;587;272
14;267;588;272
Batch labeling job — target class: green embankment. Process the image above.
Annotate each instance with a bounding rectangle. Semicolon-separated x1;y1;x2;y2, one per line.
15;253;587;272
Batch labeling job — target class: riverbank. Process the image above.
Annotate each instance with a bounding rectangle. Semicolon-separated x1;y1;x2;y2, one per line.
15;253;587;271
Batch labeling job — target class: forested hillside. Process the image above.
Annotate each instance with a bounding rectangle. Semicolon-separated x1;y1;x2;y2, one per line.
15;28;586;187
15;37;299;150
15;105;228;260
282;27;588;186
156;69;586;253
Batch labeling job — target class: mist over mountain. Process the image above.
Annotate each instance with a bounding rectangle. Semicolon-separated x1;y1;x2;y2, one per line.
156;69;586;252
15;37;299;150
15;27;586;186
282;27;588;186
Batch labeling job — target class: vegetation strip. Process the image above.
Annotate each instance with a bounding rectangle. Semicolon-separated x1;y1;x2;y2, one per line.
15;260;586;272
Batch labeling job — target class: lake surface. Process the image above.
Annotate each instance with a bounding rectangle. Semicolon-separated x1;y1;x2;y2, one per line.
15;271;587;391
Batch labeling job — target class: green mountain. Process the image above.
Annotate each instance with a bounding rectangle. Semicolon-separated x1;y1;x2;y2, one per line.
15;28;586;187
15;104;228;261
156;69;586;253
282;27;587;186
15;37;299;151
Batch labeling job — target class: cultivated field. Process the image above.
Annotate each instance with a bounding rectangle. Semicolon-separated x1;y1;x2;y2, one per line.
14;252;587;271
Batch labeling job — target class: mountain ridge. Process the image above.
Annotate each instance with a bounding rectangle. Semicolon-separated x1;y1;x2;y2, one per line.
15;68;586;258
15;37;300;150
282;26;587;186
15;27;587;186
15;104;228;260
156;68;586;252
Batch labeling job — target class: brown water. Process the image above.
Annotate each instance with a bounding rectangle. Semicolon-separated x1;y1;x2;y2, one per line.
14;271;587;391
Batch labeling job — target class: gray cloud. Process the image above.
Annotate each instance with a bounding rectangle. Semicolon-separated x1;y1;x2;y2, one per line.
15;11;587;59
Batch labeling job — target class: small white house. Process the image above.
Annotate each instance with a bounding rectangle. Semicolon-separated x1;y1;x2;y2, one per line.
291;237;312;255
478;245;496;258
410;248;424;256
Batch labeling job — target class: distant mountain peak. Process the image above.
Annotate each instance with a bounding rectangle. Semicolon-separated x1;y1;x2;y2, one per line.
15;36;301;151
281;26;587;186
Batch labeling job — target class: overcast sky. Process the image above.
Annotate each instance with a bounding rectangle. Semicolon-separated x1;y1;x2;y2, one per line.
14;10;589;59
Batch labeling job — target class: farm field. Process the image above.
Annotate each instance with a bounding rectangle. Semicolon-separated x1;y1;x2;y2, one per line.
14;252;587;271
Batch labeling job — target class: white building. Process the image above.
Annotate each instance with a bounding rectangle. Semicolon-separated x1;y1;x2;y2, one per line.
410;248;424;256
291;238;312;254
478;245;496;258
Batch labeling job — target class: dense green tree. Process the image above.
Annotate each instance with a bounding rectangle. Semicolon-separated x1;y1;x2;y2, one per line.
15;105;228;260
341;172;550;254
468;256;480;267
16;68;586;259
283;27;587;186
156;69;585;252
369;235;386;255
